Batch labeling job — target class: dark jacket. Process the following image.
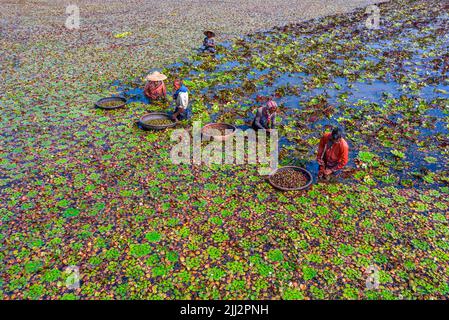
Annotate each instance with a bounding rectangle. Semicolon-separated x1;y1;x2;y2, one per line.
252;106;276;130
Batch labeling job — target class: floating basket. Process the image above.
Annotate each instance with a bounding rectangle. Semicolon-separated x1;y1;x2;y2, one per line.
201;123;237;142
139;112;177;130
95;96;127;110
268;166;313;191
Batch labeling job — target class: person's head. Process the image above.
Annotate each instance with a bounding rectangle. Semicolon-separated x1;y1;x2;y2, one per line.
266;100;278;113
174;79;183;90
331;127;343;142
204;31;215;38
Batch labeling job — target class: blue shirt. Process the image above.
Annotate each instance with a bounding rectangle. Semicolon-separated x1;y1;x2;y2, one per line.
173;85;188;100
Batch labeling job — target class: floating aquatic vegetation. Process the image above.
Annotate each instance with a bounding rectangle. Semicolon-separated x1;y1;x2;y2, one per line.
1;0;449;301
143;119;173;126
100;100;124;108
390;149;406;159
114;32;132;39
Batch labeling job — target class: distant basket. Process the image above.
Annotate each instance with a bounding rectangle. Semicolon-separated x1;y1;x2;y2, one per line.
95;96;127;110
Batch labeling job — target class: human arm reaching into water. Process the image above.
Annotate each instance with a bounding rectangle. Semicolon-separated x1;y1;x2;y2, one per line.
253;108;265;130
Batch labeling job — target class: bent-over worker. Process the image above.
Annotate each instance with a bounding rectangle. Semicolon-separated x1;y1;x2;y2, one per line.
252;100;278;131
144;71;167;101
317;127;349;178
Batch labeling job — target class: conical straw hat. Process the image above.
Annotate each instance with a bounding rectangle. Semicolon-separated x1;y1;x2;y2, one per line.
146;71;167;81
204;30;216;37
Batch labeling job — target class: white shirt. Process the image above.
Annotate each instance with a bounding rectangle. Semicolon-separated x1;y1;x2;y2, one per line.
176;91;189;109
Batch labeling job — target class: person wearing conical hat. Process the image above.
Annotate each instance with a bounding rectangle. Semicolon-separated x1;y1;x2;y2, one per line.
203;30;216;53
144;71;167;101
252;99;278;131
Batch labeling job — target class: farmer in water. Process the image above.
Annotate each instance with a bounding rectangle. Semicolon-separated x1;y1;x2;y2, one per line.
252;100;278;131
171;79;190;122
317;127;349;179
144;71;167;101
202;30;216;53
